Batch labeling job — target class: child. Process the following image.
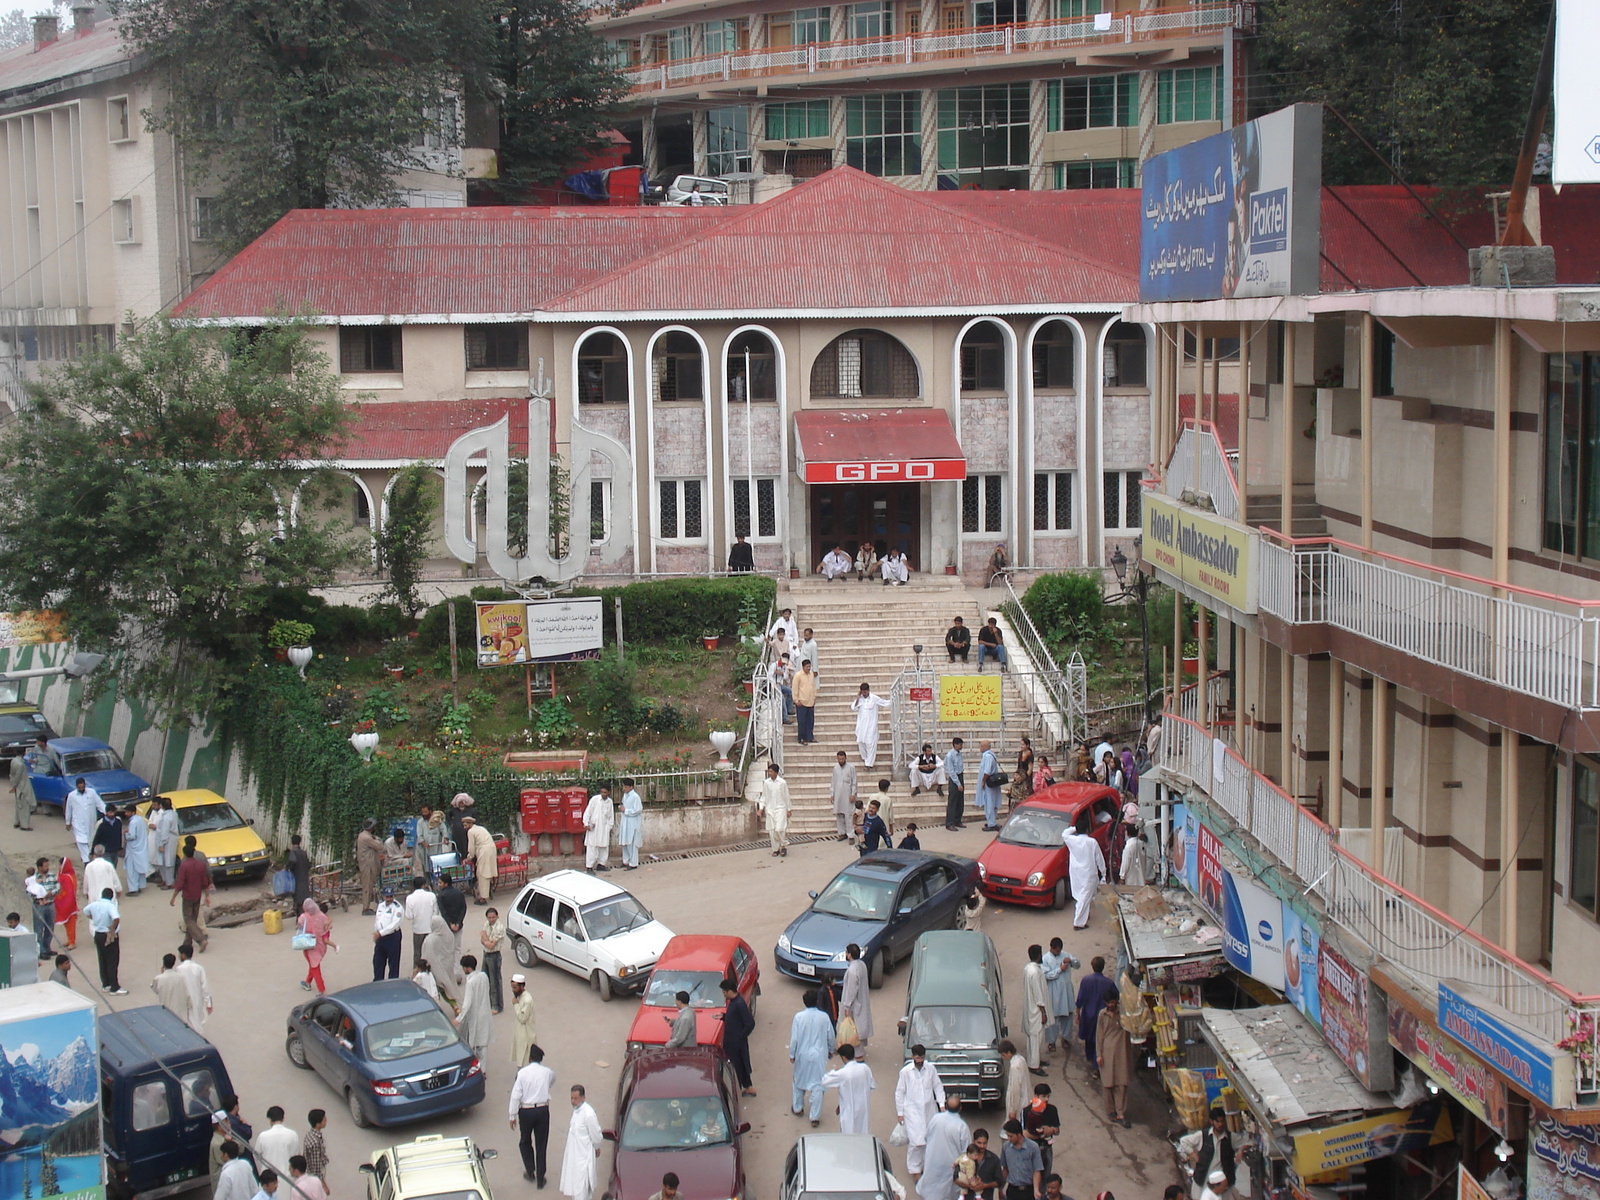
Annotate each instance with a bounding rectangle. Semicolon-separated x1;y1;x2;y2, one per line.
898;823;921;851
413;959;439;1002
851;800;865;845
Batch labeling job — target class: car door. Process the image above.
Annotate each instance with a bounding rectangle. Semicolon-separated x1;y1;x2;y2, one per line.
886;869;932;961
303;1000;351;1090
33;747;66;807
517;888;557;962
923;861;964;927
781;1143;800;1200
732;942;758;1001
551;901;590;977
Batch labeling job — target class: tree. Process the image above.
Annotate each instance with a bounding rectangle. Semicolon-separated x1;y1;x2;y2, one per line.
1253;0;1550;187
116;0;495;249
0;317;357;722
375;462;441;616
485;0;634;198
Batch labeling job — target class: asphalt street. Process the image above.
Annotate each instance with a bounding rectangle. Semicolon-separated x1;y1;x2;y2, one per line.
7;813;1182;1200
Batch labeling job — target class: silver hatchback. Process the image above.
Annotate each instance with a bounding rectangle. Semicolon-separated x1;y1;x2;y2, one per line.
781;1134;901;1200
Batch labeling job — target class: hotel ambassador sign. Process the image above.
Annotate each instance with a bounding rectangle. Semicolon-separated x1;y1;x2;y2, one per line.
1142;493;1259;614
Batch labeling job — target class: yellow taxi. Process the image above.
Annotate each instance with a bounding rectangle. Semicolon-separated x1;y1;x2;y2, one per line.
150;788;272;882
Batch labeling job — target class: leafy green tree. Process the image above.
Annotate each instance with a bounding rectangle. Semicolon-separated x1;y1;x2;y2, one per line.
117;0;494;249
375;462;441;616
1254;0;1549;187
485;0;634;199
0;317;356;721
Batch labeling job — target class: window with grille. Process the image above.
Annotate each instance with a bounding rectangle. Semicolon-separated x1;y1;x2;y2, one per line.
1157;66;1223;124
963;474;1004;533
707;106;751;176
659;479;705;540
1103;471;1142;530
1034;472;1073;531
845;93;921;177
654;332;704;402
727;332;777;401
1046;74;1135;132
936;85;1029;186
339;327;403;373
1051;159;1138;189
465;325;527;371
766;100;830;140
590;481;611;544
810;331;920;399
732;478;778;538
1102;322;1146;388
192;196;224;242
1032;324;1074;388
579;332;628;404
960;325;1006;392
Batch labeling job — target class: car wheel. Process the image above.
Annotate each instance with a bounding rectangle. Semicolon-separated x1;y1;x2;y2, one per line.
347;1089;371;1129
513;936;538;968
1052;879;1068;911
285;1032;309;1069
594;970;614;1002
867;949;884;990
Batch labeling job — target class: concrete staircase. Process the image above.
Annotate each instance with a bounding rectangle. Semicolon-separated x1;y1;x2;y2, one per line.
1245;490;1327;537
772;576;1045;836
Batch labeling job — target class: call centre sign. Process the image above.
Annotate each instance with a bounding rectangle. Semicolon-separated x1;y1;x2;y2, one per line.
1141;492;1258;613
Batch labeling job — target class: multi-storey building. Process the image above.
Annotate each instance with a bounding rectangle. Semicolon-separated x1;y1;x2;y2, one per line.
1129;186;1600;1192
596;0;1247;193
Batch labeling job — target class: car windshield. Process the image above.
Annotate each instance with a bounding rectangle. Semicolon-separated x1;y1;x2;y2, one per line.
62;749;123;775
812;871;898;921
619;1096;731;1149
908;1006;998;1049
0;713;48;735
644;970;725;1008
581;895;652;940
174;803;245;834
998;807;1074;849
364;1010;460;1061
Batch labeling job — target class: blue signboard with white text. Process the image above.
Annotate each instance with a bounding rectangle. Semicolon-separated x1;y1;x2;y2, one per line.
1438;983;1555;1106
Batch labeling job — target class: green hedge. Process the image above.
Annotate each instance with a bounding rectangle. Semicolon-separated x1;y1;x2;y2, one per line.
1020;571;1105;640
253;586;411;647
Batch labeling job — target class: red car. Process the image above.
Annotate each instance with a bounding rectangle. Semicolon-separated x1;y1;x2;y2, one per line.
625;935;760;1054
976;782;1122;908
603;1047;750;1200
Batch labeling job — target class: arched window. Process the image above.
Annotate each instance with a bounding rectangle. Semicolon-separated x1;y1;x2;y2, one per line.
1103;322;1147;388
726;331;777;402
960;322;1006;392
653;331;704;402
1032;321;1075;389
809;329;920;399
577;331;628;405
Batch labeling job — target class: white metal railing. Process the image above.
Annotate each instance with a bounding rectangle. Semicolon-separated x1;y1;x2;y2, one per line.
1157;707;1600;1103
737;603;780;777
1000;575;1088;745
1257;537;1600;711
1163;419;1239;521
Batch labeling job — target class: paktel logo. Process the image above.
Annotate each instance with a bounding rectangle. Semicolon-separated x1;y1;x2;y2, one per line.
1248;187;1288;254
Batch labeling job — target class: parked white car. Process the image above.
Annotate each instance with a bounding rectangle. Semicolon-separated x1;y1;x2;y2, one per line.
506;870;674;1000
663;174;729;205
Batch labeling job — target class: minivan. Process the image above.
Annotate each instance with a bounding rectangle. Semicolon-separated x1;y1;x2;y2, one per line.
898;930;1006;1105
101;1006;235;1199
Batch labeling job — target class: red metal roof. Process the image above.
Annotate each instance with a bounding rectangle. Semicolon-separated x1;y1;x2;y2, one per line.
795;408;965;465
338;398;532;463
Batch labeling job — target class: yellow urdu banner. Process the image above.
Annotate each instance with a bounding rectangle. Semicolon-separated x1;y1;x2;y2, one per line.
939;674;1002;722
1141;492;1258;613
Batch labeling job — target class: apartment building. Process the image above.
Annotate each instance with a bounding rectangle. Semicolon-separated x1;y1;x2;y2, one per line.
595;0;1245;192
1129;186;1600;1194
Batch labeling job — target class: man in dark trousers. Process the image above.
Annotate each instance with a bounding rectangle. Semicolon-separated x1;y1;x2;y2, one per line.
945;615;971;663
719;977;757;1096
1074;956;1118;1079
436;872;468;959
92;808;125;867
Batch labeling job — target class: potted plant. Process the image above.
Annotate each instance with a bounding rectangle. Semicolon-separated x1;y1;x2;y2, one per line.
1181;641;1201;676
701;630;722;651
267;619;316;663
349;719;380;762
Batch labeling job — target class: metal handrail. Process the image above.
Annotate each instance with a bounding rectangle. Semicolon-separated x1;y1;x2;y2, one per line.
1162;418;1240;521
998;575;1089;745
735;602;778;779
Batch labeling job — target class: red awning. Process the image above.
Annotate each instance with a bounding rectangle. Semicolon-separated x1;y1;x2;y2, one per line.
794;409;966;484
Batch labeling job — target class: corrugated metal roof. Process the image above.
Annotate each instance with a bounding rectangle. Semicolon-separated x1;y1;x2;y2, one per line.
794;408;965;465
336;398;532;463
0;17;135;99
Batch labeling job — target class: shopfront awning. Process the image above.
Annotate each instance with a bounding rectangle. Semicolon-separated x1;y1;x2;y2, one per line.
793;409;966;484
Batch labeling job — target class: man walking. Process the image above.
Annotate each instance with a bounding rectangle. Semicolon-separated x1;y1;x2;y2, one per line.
170;843;210;952
436;873;468;963
758;762;792;858
728;535;755;573
252;1108;301;1179
945;616;971;663
355;819;383;915
664;991;697;1048
176;942;213;1034
720;977;756;1096
84;844;120;904
65;777;105;864
977;741;1002;831
559;1085;603;1200
840;943;874;1055
797;628;820;676
788;990;837;1126
508;1044;555;1185
301;1109;329;1195
1075;957;1118;1079
510;974;537;1067
793;659;819;744
25;856;57;962
895;1045;946;1180
1022;945;1050;1073
830;751;858;842
919;1094;970;1200
1062;823;1107;931
998;1121;1042;1200
152;797;179;888
373;887;405;980
770;607;799;651
11;734;48;831
583;785;614;872
405;876;436;970
819;1044;875;1134
851;684;892;768
153;953;191;1023
943;738;965;831
456;955;494;1065
618;778;644;869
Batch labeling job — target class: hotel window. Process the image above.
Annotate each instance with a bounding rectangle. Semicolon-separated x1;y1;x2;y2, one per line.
789;8;830;43
960;324;1006;392
1047;73;1135;131
578;332;628;404
108;95;133;141
732;478;779;538
1157;66;1223;124
1051;159;1137;189
465;324;528;371
767;100;830;140
1542;353;1600;557
850;1;892;39
1573;758;1600;919
1372;323;1397;398
972;0;1020;25
707;106;751;176
590;481;611;544
937;85;1029;186
1053;0;1104;15
665;26;693;60
112;198;139;244
339;327;403;373
963;474;1004;533
1103;471;1142;531
607;39;636;69
659;479;705;540
1034;472;1074;531
702;19;740;54
845;93;921;177
1033;323;1074;388
654;331;703;402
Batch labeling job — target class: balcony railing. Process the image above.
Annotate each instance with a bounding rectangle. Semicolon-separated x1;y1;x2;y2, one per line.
1258;533;1600;711
1163;417;1239;521
1157;707;1600;1104
622;3;1238;92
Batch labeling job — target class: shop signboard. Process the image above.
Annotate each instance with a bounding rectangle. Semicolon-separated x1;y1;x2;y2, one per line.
0;611;65;649
1220;866;1285;991
1388;1005;1511;1137
1141;493;1259;614
1171;802;1200;894
1291;1101;1451;1181
1318;939;1392;1090
1281;904;1321;1028
1530;1117;1600;1199
475;598;603;667
938;675;1002;722
1438;983;1555;1107
1457;1165;1494;1200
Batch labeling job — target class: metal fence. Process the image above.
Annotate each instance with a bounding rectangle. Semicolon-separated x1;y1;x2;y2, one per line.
998;575;1089;746
1162;420;1240;521
736;604;781;777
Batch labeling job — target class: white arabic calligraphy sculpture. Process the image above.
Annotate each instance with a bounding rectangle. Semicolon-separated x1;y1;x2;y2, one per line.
441;359;634;582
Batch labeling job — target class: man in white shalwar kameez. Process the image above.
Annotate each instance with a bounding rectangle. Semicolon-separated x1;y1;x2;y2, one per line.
789;991;837;1123
819;1044;875;1134
582;787;615;872
758;763;793;856
840;944;875;1051
895;1046;947;1178
1062;828;1106;931
559;1086;603;1200
851;685;893;768
820;546;852;581
1022;945;1050;1069
918;1094;971;1200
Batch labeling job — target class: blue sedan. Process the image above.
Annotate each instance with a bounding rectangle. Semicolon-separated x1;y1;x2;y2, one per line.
774;850;980;989
27;737;153;811
284;980;486;1128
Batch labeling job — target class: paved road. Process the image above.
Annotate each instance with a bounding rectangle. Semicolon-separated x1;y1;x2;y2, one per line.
8;814;1181;1200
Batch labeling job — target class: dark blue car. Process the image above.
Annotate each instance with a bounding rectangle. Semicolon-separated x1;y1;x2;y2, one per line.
774;850;980;989
27;737;152;811
284;980;485;1128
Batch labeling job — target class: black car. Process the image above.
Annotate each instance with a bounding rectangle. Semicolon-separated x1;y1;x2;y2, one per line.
773;851;980;988
0;699;55;757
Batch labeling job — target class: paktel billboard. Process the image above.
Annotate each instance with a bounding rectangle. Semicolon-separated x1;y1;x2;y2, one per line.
1555;0;1600;185
1139;103;1322;301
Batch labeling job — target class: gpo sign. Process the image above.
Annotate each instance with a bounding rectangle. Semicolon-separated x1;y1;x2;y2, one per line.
803;459;965;484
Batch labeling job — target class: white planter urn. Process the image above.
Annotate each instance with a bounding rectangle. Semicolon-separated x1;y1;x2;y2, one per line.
349;730;380;762
709;730;736;769
287;644;314;678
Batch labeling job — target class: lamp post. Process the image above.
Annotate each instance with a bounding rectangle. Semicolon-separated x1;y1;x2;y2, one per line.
912;644;926;756
1110;540;1154;725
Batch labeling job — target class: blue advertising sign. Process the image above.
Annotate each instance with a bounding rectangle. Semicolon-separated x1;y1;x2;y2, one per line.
1220;867;1285;991
1139;103;1322;301
1282;903;1322;1028
1438;984;1555;1106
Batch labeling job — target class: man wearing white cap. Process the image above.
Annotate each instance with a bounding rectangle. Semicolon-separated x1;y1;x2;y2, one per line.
1199;1168;1235;1200
510;973;537;1066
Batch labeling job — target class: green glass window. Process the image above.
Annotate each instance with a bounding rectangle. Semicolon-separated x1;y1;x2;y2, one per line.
766;100;830;141
936;84;1029;184
1047;74;1136;131
845;93;921;177
1157;66;1223;124
1541;353;1600;557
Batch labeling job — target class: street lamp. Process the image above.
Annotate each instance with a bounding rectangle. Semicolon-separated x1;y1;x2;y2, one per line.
1109;541;1154;725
